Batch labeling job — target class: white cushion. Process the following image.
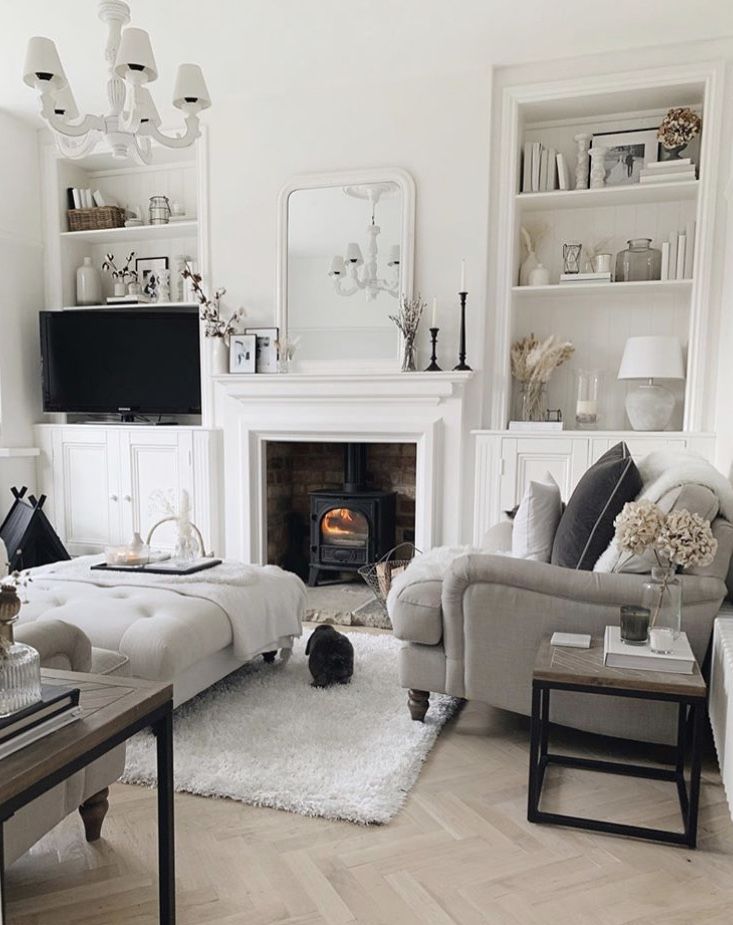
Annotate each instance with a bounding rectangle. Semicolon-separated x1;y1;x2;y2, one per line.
0;537;7;576
512;473;562;562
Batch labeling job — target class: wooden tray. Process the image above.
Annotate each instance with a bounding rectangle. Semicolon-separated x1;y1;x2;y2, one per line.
91;558;222;576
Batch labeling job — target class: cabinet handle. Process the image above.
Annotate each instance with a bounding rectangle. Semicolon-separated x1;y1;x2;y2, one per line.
110;494;118;502
123;494;132;502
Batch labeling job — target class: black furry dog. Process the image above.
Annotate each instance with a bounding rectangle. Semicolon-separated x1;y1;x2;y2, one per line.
305;625;354;687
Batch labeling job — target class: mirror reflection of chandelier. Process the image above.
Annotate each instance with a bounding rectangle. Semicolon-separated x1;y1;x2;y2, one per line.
328;183;400;300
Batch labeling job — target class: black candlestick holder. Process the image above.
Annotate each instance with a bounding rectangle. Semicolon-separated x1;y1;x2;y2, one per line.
425;327;441;371
453;291;472;371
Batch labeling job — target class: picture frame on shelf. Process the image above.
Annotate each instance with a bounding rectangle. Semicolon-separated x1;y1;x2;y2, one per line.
229;334;257;373
135;256;169;301
591;128;658;186
245;326;279;374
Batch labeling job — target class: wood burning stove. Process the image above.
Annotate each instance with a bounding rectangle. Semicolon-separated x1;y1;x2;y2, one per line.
308;444;396;586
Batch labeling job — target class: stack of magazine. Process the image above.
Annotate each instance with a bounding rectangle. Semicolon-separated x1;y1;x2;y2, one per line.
603;626;694;674
0;686;82;761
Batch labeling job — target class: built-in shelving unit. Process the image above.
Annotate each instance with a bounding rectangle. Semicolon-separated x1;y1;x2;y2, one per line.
490;62;723;435
59;220;199;245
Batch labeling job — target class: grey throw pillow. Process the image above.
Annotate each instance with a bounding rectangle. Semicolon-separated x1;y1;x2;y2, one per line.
551;442;642;570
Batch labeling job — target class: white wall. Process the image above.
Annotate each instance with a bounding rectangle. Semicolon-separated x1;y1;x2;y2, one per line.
0;111;43;503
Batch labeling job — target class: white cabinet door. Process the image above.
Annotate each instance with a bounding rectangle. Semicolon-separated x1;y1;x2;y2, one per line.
54;428;121;554
119;430;194;551
499;437;589;513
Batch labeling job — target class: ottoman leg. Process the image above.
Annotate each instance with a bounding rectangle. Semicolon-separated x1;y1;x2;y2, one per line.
408;690;430;722
79;787;110;842
262;651;277;663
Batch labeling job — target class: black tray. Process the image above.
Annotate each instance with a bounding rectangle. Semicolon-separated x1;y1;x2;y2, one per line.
91;558;222;576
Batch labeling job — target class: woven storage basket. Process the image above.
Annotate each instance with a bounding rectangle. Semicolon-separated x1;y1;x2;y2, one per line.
67;206;126;232
358;542;420;618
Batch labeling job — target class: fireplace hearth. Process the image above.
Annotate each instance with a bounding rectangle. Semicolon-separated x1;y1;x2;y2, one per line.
308;444;396;586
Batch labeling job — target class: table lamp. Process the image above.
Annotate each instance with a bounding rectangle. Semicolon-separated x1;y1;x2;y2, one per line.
618;336;685;431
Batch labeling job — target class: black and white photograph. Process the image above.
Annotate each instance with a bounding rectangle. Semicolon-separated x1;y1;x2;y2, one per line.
229;333;257;373
135;255;169;300
245;326;279;373
591;129;658;186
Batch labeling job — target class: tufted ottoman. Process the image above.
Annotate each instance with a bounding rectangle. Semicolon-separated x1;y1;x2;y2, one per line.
18;575;303;706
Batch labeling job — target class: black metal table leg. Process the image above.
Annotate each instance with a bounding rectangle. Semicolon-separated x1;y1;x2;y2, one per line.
686;701;704;849
527;683;542;821
155;704;175;924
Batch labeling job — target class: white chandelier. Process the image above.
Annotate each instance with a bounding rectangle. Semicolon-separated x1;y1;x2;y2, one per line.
328;184;400;300
23;0;211;164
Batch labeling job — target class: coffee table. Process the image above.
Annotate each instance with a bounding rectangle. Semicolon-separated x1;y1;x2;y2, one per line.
0;670;174;923
528;636;706;847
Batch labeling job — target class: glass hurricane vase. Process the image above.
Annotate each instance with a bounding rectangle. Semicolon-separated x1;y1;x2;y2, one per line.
642;566;682;654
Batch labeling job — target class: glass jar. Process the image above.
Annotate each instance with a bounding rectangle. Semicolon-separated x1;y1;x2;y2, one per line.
562;242;582;275
148;195;171;225
574;369;601;429
615;238;662;282
642;566;681;654
518;383;547;422
0;583;41;717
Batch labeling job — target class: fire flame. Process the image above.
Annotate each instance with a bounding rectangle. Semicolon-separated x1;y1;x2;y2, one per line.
322;507;368;544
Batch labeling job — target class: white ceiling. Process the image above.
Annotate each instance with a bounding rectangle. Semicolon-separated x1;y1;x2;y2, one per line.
3;0;733;125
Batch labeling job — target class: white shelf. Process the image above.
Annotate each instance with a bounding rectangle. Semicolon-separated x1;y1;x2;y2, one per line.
57;302;199;311
512;279;693;297
516;181;699;212
0;447;41;458
59;220;198;245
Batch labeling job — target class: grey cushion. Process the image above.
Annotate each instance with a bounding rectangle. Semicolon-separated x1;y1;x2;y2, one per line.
551;442;642;570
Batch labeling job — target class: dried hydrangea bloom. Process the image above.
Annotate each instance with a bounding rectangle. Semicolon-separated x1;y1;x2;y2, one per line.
613;500;665;556
656;509;718;569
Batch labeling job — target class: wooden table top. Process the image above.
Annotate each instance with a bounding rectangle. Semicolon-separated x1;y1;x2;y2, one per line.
0;670;172;810
533;636;707;699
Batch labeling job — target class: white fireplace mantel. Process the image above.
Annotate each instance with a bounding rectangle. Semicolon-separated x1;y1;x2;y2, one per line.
212;371;475;563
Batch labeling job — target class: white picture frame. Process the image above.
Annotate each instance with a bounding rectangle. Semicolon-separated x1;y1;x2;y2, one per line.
245;327;279;374
591;128;659;186
229;334;257;374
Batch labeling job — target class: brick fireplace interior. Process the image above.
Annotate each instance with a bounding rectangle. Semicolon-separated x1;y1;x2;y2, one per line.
266;441;417;580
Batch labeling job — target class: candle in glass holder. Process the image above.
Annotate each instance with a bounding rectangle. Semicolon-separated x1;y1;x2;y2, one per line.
620;605;650;645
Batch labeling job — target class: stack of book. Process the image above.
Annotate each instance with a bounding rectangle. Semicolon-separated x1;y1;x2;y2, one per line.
67;188;118;210
559;271;612;285
660;222;696;280
603;626;695;674
0;685;82;761
522;142;570;193
639;159;696;184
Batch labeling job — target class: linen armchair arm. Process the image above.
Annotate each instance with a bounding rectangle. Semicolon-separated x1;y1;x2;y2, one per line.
15;619;92;672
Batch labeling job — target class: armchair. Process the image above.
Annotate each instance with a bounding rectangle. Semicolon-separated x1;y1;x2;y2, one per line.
6;620;126;866
390;518;733;744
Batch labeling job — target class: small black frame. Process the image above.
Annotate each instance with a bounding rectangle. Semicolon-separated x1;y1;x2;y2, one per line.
527;678;705;848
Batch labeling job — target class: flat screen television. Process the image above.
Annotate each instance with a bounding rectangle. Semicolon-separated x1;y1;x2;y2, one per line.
40;308;202;417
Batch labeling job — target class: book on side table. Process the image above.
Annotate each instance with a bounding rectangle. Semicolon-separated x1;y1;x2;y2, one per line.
603;625;694;674
0;684;81;760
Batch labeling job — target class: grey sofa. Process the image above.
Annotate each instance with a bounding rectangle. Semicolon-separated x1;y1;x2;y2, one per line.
390;515;733;745
6;620;127;866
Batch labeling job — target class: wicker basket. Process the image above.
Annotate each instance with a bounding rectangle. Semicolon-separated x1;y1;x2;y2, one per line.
67;206;126;232
358;542;420;618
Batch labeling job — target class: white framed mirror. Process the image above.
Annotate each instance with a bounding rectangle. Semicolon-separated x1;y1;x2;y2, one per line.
277;167;415;371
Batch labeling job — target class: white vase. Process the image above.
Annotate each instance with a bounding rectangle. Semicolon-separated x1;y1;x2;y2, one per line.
589;146;607;189
208;336;229;375
113;281;126;297
519;250;539;286
528;263;550;286
574;133;591;190
76;257;101;306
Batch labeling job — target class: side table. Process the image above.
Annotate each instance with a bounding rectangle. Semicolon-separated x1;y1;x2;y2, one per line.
528;636;706;848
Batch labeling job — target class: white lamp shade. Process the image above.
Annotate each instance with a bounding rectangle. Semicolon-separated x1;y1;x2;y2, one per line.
387;244;401;267
134;86;161;126
345;243;364;266
329;256;345;277
618;336;685;381
52;84;79;119
173;64;211;110
114;28;158;83
23;36;67;89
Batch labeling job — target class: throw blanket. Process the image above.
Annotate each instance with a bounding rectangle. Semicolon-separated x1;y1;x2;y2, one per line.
32;556;305;659
594;450;733;573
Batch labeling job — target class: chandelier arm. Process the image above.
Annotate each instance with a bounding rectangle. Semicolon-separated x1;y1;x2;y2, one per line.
40;92;106;138
54;131;105;160
138;115;201;149
333;277;360;298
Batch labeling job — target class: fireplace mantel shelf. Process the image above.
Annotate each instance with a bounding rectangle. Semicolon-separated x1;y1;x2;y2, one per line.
213;370;474;403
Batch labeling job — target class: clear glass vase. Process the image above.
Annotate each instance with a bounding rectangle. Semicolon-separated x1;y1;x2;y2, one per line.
642;566;681;654
518;383;547;422
615;238;662;282
0;584;41;717
574;369;601;429
401;336;417;372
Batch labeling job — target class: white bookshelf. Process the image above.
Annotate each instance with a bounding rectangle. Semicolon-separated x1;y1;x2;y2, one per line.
59;219;199;245
489;62;723;435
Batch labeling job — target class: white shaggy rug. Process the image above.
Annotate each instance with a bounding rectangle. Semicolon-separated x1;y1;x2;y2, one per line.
121;630;458;824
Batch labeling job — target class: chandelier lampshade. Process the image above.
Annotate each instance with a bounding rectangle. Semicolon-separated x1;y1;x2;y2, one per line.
387;245;400;267
23;37;67;90
23;1;211;164
173;64;212;111
114;27;158;82
329;256;346;278
345;243;364;266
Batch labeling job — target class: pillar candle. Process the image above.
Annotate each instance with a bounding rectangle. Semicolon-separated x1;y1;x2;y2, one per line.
460;258;466;292
431;297;438;328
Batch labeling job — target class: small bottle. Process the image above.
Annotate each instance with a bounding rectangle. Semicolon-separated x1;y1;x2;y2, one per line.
0;581;41;717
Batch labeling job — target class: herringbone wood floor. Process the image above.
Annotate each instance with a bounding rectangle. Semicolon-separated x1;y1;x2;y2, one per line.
7;634;733;924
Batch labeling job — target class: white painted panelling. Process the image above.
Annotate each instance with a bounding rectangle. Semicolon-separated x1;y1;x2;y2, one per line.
710;612;733;823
